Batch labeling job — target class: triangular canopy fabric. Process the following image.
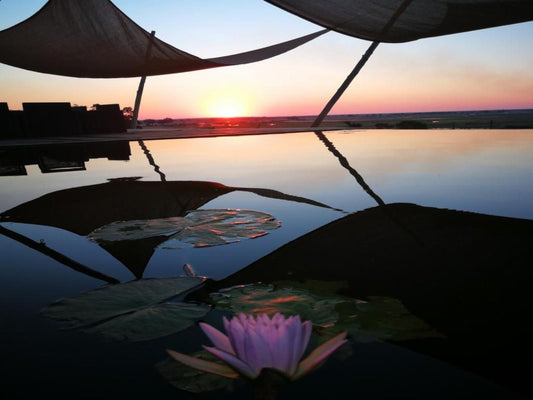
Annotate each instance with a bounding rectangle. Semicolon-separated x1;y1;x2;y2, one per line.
266;0;533;43
0;0;326;78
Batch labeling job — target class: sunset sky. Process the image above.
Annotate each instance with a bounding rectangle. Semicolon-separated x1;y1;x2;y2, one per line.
1;0;532;119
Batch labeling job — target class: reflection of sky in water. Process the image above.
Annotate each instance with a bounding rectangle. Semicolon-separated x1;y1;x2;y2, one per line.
3;130;532;219
1;129;533;282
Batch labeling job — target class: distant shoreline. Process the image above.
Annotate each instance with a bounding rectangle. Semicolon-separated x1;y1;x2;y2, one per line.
1;108;532;148
142;108;533;131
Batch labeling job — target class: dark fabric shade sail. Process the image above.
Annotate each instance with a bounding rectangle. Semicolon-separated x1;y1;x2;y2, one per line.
266;0;533;43
0;0;327;78
1;0;530;78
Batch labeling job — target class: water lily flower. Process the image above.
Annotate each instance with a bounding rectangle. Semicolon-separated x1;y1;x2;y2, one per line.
167;312;348;381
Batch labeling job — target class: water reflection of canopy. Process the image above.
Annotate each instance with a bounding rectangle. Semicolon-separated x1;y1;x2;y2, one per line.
0;0;327;78
0;179;334;279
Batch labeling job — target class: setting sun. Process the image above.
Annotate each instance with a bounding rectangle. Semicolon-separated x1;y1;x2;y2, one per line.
203;91;250;118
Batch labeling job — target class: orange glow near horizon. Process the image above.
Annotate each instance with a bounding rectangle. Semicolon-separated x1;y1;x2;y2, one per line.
202;90;251;118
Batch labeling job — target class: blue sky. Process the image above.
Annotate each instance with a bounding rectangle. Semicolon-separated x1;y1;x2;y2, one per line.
1;0;532;118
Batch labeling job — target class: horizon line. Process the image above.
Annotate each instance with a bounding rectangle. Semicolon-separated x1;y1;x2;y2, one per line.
141;107;533;121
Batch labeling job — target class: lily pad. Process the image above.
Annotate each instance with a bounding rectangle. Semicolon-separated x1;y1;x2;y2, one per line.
333;295;444;342
210;283;341;328
210;281;443;342
156;349;234;393
41;276;209;341
88;209;281;249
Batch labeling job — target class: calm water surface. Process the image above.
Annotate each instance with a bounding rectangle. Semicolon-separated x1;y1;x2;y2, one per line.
1;129;532;399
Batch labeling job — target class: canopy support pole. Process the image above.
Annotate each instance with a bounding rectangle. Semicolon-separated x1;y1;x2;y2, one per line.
131;30;156;129
311;40;379;127
311;0;413;127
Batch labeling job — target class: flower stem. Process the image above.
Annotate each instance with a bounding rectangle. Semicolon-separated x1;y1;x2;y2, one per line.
252;369;289;400
253;384;278;400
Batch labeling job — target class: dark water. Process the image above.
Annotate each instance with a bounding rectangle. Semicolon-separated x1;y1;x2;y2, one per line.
1;129;532;399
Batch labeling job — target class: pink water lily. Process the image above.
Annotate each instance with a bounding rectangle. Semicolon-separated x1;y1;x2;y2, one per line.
167;313;347;381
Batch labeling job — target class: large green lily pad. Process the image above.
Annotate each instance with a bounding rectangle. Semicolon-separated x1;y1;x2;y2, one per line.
88;209;280;249
41;276;209;341
210;282;342;328
210;281;443;342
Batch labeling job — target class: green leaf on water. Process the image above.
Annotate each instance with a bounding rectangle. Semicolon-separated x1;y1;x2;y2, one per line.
337;295;445;342
41;276;209;341
88;209;281;249
84;301;209;341
210;281;443;342
156;349;235;393
210;283;342;328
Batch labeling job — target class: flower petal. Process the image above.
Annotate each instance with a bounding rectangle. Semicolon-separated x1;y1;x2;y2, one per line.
203;345;259;379
227;316;247;359
223;315;231;333
199;322;235;355
292;331;348;381
242;326;263;375
272;322;291;373
287;316;305;375
299;320;312;358
166;349;239;379
272;312;284;326
255;323;274;368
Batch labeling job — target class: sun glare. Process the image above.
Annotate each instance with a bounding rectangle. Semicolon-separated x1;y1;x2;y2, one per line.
203;92;250;118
